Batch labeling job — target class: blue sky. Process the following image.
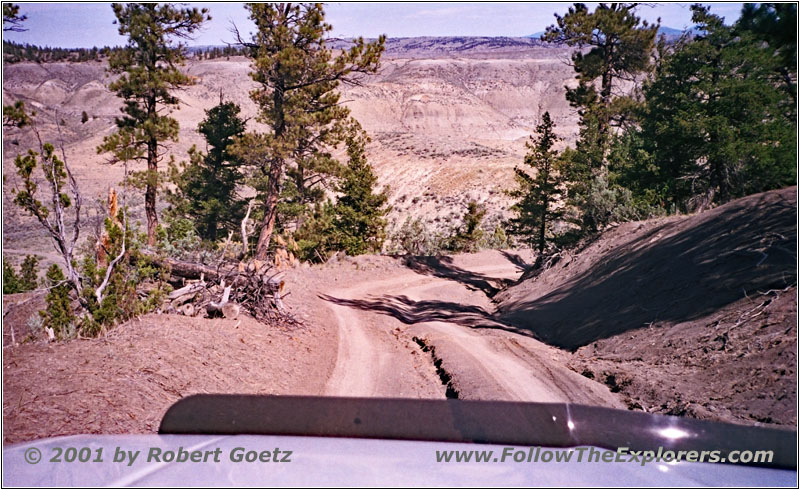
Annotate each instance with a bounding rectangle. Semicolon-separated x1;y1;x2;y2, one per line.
4;2;746;49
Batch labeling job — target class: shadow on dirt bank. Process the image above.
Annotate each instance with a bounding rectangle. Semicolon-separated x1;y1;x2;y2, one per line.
496;188;797;351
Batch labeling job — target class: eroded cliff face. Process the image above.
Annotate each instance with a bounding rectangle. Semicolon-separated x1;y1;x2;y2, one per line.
3;40;579;255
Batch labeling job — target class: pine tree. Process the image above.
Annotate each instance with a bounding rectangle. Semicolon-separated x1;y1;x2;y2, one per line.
543;3;657;232
3;100;30;128
507;112;563;256
292;200;338;262
3;258;22;294
98;3;208;245
19;254;39;291
167;100;247;242
234;3;384;260
332;128;390;256
635;5;796;210
738;3;797;103
3;4;27;32
449;202;487;253
543;3;658;163
41;264;74;339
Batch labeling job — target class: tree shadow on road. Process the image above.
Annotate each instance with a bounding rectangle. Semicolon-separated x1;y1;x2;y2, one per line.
500;250;531;272
319;293;523;333
401;255;507;296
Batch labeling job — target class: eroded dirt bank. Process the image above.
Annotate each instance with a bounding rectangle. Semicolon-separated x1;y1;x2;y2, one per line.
496;187;797;426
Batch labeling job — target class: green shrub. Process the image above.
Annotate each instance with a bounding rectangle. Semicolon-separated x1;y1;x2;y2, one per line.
390;217;448;256
2;255;39;293
41;264;75;339
447;201;486;253
80;210;169;335
19;254;39;291
3;258;22;294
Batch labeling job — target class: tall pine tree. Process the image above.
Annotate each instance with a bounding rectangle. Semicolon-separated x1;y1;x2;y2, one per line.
508;112;563;256
543;3;657;231
98;3;208;245
234;3;384;260
543;2;657;165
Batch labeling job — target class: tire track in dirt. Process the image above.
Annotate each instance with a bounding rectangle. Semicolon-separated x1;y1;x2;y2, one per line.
402;280;623;406
321;251;623;408
323;273;448;398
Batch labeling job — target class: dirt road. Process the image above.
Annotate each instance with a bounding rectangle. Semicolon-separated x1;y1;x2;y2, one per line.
320;251;624;408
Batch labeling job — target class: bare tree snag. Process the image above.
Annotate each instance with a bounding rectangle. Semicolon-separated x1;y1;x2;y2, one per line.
12;115;85;302
240;198;255;258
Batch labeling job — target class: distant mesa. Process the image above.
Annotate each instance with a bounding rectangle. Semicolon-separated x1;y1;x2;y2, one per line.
526;26;702;41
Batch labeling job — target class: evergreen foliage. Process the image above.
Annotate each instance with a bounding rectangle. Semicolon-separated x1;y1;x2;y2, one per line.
167;100;247;242
292;200;338;262
331;128;390;256
390;217;449;256
2;40;112;63
3;100;31;128
620;5;796;211
738;3;796;102
41;264;75;339
291;129;389;261
98;3;208;245
543;2;658;163
3;258;22;294
3;3;26;32
193;45;248;60
532;2;795;246
235;2;384;260
80;211;167;335
19;254;39;291
543;3;658;233
1;255;39;293
507;112;563;255
449;201;487;253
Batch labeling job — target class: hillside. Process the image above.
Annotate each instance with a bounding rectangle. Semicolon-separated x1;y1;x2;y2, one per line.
2;41;577;263
4;189;796;444
495;187;797;425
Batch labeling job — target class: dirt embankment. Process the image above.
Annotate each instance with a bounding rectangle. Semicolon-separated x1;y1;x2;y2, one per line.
3;314;336;445
496;187;798;426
